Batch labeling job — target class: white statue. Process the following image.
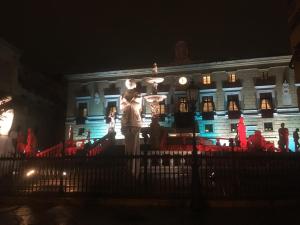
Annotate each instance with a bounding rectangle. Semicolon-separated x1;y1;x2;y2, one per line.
282;80;292;106
120;79;142;175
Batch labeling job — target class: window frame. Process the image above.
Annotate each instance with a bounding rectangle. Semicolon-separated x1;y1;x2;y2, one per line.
264;122;273;132
228;73;236;83
204;124;214;133
202;74;211;85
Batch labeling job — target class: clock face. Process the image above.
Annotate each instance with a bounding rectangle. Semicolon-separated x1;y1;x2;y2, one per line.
179;76;187;85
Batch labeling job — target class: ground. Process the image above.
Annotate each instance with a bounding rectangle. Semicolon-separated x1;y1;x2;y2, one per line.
0;199;299;225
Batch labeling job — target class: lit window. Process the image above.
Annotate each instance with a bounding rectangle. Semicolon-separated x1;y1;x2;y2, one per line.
230;124;237;133
228;73;236;83
260;99;272;110
106;102;117;123
205;124;213;133
202;97;214;112
264;122;273;131
202;75;211;85
228;101;239;111
78;103;88;117
179;97;188;112
159;101;166;114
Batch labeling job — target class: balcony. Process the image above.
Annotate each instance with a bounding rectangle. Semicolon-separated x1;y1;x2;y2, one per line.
157;84;170;92
104;85;120;95
228;110;241;119
261;109;274;118
222;80;242;89
76;116;86;125
199;82;216;90
254;76;276;86
201;111;214;120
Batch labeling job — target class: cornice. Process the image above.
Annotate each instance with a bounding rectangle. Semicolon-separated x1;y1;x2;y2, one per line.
65;55;292;82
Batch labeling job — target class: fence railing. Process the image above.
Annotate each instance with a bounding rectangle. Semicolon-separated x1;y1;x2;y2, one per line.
0;151;300;200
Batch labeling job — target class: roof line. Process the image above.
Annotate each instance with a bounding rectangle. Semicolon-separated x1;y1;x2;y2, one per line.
65;55;292;81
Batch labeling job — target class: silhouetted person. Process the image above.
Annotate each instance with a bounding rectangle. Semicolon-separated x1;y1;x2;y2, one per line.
229;138;234;151
278;123;289;152
216;138;221;146
293;128;299;152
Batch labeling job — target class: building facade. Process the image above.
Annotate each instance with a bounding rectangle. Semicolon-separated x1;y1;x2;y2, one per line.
0;38;66;150
65;55;300;151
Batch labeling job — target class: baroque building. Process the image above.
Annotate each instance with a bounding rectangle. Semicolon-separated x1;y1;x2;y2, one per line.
65;55;300;151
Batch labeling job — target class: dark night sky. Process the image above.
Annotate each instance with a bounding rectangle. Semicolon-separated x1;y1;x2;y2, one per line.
1;0;290;76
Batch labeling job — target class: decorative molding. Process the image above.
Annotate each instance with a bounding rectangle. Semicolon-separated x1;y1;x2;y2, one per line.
65;55;292;81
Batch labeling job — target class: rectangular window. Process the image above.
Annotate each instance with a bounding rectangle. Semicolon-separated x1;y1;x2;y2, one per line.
259;93;273;110
202;75;211;85
202;96;214;112
227;95;239;111
261;99;272;109
228;73;236;83
106;101;117;123
179;97;188;112
264;122;273;131
205;124;213;133
78;128;85;136
106;102;117;115
230;123;237;133
159;100;166;114
78;102;88;117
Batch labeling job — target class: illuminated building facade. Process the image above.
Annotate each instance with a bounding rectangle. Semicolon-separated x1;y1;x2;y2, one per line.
65;55;300;150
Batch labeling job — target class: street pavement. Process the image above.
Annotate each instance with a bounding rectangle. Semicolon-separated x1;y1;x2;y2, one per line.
0;200;299;225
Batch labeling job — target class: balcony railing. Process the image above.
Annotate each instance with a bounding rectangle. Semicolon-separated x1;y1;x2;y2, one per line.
199;82;216;90
261;109;274;118
201;111;214;120
76;116;86;125
222;80;242;88
228;110;241;119
254;76;276;86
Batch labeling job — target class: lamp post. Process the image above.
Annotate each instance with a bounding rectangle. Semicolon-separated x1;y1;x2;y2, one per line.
186;79;201;209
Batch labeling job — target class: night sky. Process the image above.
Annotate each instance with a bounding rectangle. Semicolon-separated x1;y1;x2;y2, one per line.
1;0;290;76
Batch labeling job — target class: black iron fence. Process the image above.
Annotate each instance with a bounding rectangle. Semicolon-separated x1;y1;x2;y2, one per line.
0;152;300;200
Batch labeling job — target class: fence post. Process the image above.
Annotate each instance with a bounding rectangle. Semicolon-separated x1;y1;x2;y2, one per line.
191;125;203;209
143;148;148;193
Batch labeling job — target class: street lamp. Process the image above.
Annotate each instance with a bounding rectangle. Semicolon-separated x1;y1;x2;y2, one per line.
186;80;198;151
186;79;201;209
